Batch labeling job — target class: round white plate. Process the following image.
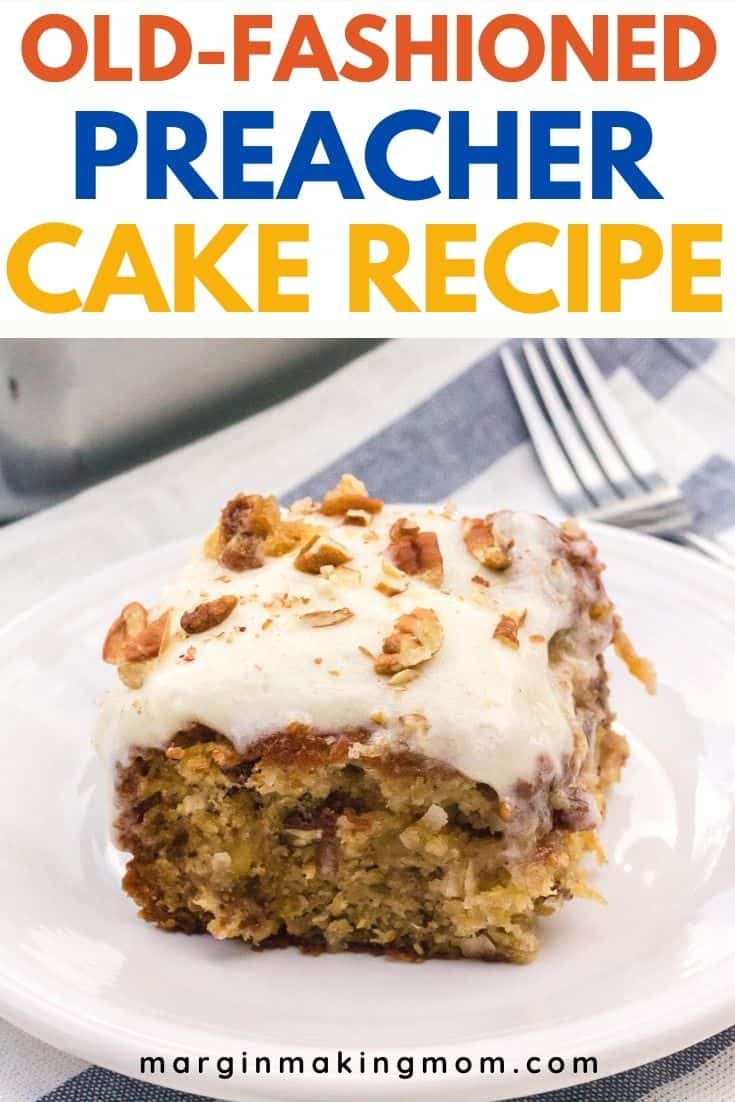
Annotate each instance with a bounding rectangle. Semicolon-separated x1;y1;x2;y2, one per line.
0;523;733;1102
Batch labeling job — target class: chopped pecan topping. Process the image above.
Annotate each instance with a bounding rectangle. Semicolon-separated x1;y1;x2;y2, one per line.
103;603;171;687
220;533;265;572
264;518;314;557
462;515;513;570
125;611;171;662
386;517;444;588
295;533;352;574
300;608;354;628
222;494;281;541
374;607;443;677
343;509;372;527
390;668;419;686
206;492;314;570
391;516;418;536
375;560;409;597
181;595;238;635
320;474;383;516
206;493;277;569
493;610;527;650
118;663;147;689
203;528;223;559
103;601;147;663
103;602;171;666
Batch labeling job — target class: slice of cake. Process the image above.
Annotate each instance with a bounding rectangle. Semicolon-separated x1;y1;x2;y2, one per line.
96;475;653;963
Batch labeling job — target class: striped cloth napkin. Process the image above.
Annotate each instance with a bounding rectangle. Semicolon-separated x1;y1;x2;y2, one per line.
1;337;734;1102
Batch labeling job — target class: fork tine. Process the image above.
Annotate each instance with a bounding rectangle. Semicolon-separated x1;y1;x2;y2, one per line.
587;486;694;529
500;347;590;516
565;339;665;489
542;339;641;499
521;342;617;508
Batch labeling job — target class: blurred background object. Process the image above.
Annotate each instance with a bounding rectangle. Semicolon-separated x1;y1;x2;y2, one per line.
501;338;735;569
0;338;381;520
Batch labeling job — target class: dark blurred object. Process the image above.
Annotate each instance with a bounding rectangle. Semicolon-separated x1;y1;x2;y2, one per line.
0;338;380;520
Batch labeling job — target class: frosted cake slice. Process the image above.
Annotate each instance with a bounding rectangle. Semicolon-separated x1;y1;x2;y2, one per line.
97;475;653;962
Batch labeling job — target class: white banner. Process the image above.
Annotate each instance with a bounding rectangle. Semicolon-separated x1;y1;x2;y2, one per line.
0;0;731;335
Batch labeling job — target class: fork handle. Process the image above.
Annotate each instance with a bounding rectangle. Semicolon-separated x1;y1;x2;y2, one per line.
671;530;735;572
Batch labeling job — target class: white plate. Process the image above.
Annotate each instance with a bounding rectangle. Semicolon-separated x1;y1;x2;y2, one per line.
0;524;733;1102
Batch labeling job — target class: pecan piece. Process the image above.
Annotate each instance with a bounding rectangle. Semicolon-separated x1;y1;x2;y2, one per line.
300;608;354;628
493;610;527;650
220;534;265;572
462;516;513;570
295;533;352;574
374;607;443;677
320;474;383;516
386;518;444;588
181;594;238;635
390;668;419;686
221;493;281;541
103;602;147;664
206;492;293;570
124;611;171;662
264;518;314;557
375;561;409;597
117;662;147;689
103;603;171;665
343;509;372;527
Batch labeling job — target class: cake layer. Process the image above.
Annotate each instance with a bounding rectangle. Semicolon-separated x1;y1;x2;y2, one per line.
113;722;629;962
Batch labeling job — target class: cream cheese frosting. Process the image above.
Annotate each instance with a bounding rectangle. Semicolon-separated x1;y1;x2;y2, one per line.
96;494;611;804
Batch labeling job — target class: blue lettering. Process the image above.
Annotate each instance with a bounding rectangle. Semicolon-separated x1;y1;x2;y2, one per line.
75;111;138;199
277;111;363;199
448;111;518;199
223;111;274;199
365;110;440;200
530;111;581;199
146;111;215;199
592;111;662;198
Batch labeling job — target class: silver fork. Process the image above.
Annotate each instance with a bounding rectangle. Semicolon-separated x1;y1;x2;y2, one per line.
501;338;735;570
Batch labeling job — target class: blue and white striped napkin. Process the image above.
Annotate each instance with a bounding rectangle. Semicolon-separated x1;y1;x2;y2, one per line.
1;336;733;1102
